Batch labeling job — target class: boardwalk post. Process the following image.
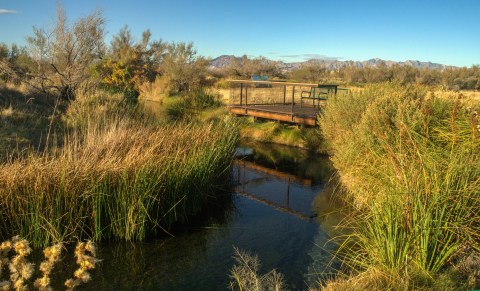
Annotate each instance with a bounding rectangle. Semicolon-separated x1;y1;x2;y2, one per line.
283;85;286;105
240;83;243;106
245;86;248;110
291;85;295;122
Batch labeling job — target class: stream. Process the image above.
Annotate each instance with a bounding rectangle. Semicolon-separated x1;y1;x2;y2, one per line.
61;140;345;290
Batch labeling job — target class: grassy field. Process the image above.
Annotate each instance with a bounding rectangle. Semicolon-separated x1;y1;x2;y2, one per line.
319;82;480;290
0;84;239;247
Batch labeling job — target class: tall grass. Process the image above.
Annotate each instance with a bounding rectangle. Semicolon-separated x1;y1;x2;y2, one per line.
320;82;480;289
0;90;239;247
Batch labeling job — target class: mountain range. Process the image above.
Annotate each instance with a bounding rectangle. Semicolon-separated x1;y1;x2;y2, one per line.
209;55;454;72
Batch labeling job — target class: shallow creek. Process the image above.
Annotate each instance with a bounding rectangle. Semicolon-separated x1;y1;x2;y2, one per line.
51;141;344;290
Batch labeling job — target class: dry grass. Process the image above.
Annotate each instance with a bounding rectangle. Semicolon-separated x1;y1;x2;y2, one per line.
0;84;65;161
229;247;286;291
0;86;239;247
138;76;168;102
435;89;480;101
0;105;13;118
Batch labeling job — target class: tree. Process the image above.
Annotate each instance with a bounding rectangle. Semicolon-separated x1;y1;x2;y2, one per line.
225;55;282;79
288;62;328;83
97;26;166;97
0;43;32;83
26;4;105;100
161;42;209;94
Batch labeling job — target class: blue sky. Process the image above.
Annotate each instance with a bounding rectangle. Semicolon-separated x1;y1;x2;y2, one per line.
0;0;479;67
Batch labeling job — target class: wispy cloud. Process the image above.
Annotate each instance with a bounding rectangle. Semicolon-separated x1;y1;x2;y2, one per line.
0;9;19;15
280;54;342;61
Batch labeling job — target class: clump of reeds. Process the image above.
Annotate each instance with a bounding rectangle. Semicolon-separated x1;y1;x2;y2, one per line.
320;82;480;289
0;89;239;247
229;247;286;291
0;236;97;291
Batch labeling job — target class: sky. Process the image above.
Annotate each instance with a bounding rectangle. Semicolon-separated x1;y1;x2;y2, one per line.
0;0;479;67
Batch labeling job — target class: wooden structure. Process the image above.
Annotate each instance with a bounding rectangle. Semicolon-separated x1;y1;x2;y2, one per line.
228;80;338;126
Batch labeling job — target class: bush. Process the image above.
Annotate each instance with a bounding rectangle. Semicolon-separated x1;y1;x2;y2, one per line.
0;236;97;290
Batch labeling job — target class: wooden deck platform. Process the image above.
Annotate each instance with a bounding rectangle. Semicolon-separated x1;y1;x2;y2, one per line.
229;104;319;126
226;80;336;126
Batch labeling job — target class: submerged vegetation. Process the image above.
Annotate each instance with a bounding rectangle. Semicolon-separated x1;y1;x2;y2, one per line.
320;82;480;289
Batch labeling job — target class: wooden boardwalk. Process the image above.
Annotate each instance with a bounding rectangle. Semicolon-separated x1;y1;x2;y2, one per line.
227;80;337;126
230;104;319;126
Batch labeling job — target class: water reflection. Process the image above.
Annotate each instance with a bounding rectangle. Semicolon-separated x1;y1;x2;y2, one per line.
235;141;342;286
65;141;344;290
235;160;315;221
235;141;335;220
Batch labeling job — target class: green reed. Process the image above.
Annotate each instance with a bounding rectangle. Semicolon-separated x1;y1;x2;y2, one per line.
320;82;480;289
0;91;239;247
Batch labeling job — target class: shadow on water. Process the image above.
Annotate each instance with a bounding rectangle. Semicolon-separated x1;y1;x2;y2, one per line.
43;140;344;290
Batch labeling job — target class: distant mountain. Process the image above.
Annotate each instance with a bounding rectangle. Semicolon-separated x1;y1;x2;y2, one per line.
209;55;240;69
209;55;454;72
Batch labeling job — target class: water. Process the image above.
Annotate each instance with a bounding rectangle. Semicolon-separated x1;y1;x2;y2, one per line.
71;141;343;290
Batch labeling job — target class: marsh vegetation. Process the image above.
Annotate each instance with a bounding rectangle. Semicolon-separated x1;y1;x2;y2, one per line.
320;83;480;290
1;3;480;290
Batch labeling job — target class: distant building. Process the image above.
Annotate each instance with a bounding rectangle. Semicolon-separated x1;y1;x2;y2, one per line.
251;75;269;81
251;75;271;87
